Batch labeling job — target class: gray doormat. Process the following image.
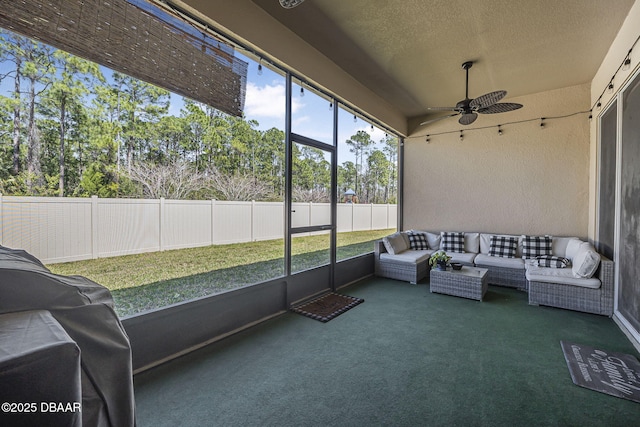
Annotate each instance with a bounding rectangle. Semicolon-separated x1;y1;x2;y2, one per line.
561;341;640;403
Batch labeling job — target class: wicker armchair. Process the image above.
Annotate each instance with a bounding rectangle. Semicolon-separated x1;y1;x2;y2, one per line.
527;256;614;316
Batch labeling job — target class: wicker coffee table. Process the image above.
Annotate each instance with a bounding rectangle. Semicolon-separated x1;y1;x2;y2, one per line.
430;266;489;301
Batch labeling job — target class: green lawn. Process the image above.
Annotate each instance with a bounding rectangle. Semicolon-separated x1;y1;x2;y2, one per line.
47;229;393;317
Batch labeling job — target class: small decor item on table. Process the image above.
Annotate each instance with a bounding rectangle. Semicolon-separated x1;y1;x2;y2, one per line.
450;262;463;270
429;251;452;271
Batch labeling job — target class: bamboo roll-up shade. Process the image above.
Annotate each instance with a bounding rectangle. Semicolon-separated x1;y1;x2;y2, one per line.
0;0;247;117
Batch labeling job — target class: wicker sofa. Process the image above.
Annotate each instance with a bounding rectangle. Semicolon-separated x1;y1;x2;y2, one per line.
374;230;613;316
526;238;614;316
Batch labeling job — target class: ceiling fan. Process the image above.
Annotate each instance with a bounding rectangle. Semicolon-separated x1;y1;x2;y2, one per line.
279;0;306;8
421;61;523;126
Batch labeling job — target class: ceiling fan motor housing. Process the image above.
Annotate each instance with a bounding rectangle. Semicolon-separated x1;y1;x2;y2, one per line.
420;60;523;126
456;99;471;113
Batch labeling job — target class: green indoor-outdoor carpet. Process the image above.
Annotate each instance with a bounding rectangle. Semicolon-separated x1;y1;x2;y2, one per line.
134;277;640;426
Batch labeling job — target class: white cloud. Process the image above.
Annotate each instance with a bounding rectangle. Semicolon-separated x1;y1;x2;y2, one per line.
244;81;303;121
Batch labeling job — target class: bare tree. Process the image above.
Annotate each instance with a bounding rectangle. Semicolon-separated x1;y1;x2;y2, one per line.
127;160;204;199
206;168;272;201
292;187;330;203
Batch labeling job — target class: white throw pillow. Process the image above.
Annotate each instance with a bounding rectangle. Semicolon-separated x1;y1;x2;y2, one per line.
571;243;600;278
552;237;580;257
424;232;441;250
464;232;480;253
382;232;409;255
565;238;584;260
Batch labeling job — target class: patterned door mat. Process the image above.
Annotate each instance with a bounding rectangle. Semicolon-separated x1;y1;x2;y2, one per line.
291;293;364;323
561;341;640;403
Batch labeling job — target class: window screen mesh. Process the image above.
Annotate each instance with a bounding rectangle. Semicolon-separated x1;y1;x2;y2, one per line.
0;0;247;117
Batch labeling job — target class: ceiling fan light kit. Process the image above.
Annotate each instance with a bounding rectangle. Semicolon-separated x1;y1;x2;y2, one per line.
421;61;523;126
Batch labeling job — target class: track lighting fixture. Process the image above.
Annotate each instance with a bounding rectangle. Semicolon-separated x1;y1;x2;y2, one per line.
426;135;430;143
498;125;503;136
623;56;632;71
459;131;463;141
540;118;545;128
607;82;614;94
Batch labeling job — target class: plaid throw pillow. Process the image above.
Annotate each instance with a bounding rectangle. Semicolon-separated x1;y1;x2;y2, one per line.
535;255;571;268
522;235;552;259
441;232;465;253
489;235;518;258
407;232;429;250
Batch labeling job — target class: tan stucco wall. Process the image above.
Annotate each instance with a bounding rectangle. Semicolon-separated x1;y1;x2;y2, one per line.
403;84;591;237
177;0;407;135
588;0;640;240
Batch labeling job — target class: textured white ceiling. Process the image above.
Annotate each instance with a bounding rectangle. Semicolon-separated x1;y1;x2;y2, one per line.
252;0;634;122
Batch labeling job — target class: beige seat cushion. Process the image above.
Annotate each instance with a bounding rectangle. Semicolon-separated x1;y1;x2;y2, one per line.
474;254;525;269
380;250;432;264
526;265;601;289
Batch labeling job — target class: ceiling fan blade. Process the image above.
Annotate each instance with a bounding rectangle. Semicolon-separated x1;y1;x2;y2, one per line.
426;106;458;111
420;113;458;126
477;103;523;114
470;90;507;109
459;113;478;126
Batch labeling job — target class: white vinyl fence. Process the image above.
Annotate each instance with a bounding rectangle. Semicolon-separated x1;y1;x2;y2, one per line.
0;195;397;264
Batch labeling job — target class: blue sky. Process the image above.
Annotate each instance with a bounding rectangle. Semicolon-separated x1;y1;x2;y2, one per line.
240;55;391;164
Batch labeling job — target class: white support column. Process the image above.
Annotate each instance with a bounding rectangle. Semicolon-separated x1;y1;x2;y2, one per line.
211;199;216;245
251;200;256;241
159;197;165;251
91;195;98;259
370;203;374;230
387;203;391;229
351;202;355;232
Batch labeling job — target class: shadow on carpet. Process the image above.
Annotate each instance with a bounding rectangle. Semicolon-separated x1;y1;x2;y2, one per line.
291;293;364;323
561;341;640;404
